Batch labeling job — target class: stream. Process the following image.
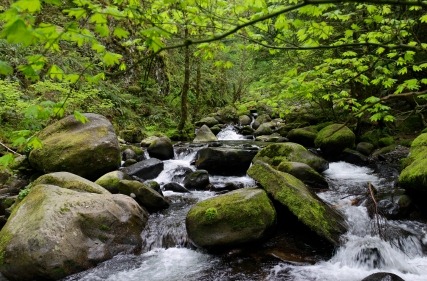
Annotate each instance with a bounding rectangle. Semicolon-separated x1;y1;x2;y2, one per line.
62;129;427;281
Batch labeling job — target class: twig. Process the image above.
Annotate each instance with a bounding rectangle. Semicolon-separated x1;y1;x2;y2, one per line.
0;141;22;157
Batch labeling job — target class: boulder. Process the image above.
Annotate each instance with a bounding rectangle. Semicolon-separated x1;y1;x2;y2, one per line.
122;158;164;180
195;116;219;127
193;125;218;143
140;136;160;147
0;177;147;281
256;114;271;124
122;148;137;161
341;148;369;166
287;127;317;147
29;113;121;180
163;182;190;193
117;180;169;212
95;171;131;193
147;136;174;160
239;126;255;136
360;272;405;281
255;133;283;142
186;188;276;248
254;122;273;136
253;143;329;172
314;124;355;157
277;161;328;189
247;161;347;245
356;142;375;156
195;147;258;176
239;115;252;126
183;170;210;190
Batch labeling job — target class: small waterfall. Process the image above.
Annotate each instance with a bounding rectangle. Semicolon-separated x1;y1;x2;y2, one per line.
216;125;246;140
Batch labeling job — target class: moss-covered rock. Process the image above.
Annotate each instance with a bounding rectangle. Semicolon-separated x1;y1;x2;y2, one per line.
239;115;252;126
255;114;272;124
356;142;375;156
277;161;328;189
247;161;347;245
117;180;169;212
147;136;174;160
95;171;131;193
0;183;147;281
193;125;218;143
287;127;318;147
254;122;274;136
186;187;276;248
195;116;220;127
29;113;121;180
314;124;355;157
253;143;329;172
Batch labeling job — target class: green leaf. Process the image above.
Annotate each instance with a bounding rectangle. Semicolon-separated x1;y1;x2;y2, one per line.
102;52;122;66
91;43;106;53
421;14;427;23
64;8;87;19
1;19;35;46
48;64;64;80
65;73;80;83
73;111;88;123
0;153;14;168
13;0;41;12
27;136;43;149
0;61;13;75
365;96;380;103
398;67;407;75
113;27;129;39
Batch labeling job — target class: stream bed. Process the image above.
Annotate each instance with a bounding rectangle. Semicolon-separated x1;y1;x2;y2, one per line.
62;142;427;281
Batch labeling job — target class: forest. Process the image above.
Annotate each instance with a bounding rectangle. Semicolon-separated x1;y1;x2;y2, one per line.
0;0;426;165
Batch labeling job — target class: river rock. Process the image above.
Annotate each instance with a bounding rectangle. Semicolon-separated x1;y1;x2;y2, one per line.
277;161;328;189
147;136;174;160
255;133;283;142
341;148;369;166
163;182;190;193
239;115;252;126
122;158;164;180
117;180;169;212
247;161;347;245
95;171;131;193
253;142;329;172
193;125;218;143
254;122;273;136
195;147;258;176
287;127;317;147
0;178;147;281
28;113;121;180
183;170;210;190
140;136;160;147
314;123;355;157
122;148;137;161
186;187;276;248
195;116;220;127
356;142;375;156
256;114;271;124
360;272;405;281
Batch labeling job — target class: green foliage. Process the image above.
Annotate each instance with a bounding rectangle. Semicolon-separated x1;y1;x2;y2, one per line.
17;185;31;200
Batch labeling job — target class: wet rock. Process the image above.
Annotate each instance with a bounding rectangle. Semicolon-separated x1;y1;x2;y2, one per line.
247;161;347;245
0;176;147;281
193;125;218;143
277;161;328;189
95;171;131;193
239;115;252;126
186;188;276;248
171;166;193;182
361;272;405;281
118;180;169;212
254;122;274;136
195;147;258;176
239;125;255;136
356;142;375;156
287;127;317;147
341;148;369;166
140;136;160;148
122;158;164;180
122;148;137;161
183;170;210;190
163;182;190;193
255;133;283;142
123;159;137;166
253;142;329;173
147;136;174;160
195;116;219;127
314;123;355;158
29;113;121;180
255;114;271;124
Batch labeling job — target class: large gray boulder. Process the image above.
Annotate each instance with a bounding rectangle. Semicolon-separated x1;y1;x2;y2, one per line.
247;161;347;245
195;147;258;176
253;142;329;172
186;188;276;248
183;170;210;190
0;174;147;281
29;113;121;180
122;158;164;180
193;125;218;143
147;136;174;160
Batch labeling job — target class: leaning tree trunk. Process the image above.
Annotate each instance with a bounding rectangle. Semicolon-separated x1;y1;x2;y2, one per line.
178;30;190;134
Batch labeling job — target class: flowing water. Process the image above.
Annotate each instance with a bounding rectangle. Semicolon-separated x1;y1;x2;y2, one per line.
216;125;247;140
63;141;427;280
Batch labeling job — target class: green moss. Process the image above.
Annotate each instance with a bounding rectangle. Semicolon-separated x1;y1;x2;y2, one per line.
378;136;394;147
314;124;355;154
204;207;218;222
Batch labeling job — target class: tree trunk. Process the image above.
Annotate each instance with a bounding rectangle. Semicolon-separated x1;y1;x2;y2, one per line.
178;30;190;133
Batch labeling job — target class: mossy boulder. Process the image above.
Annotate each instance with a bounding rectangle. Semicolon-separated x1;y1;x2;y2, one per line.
255;114;272;124
277;161;328;189
186;188;276;248
314;124;355;157
0;178;147;281
140;136;160;147
254;122;274;136
95;171;131;193
247;161;347;245
183;170;210;190
239;115;252;126
195;116;220;127
147;136;174;160
356;142;375;156
193;125;218;143
287;127;317;147
195;147;258;176
253;143;329;172
28;113;121;180
122;158;164;180
117;180;169;212
399;133;427;213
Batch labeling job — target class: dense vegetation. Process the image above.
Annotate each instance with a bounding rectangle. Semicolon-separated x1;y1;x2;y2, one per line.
1;0;426;166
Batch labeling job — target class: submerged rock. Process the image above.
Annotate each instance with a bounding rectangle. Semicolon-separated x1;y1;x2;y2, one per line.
195;147;258;176
247;161;347;245
0;175;147;281
29;113;121;180
361;272;405;281
163;182;190;193
253;142;329;172
186;187;276;248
